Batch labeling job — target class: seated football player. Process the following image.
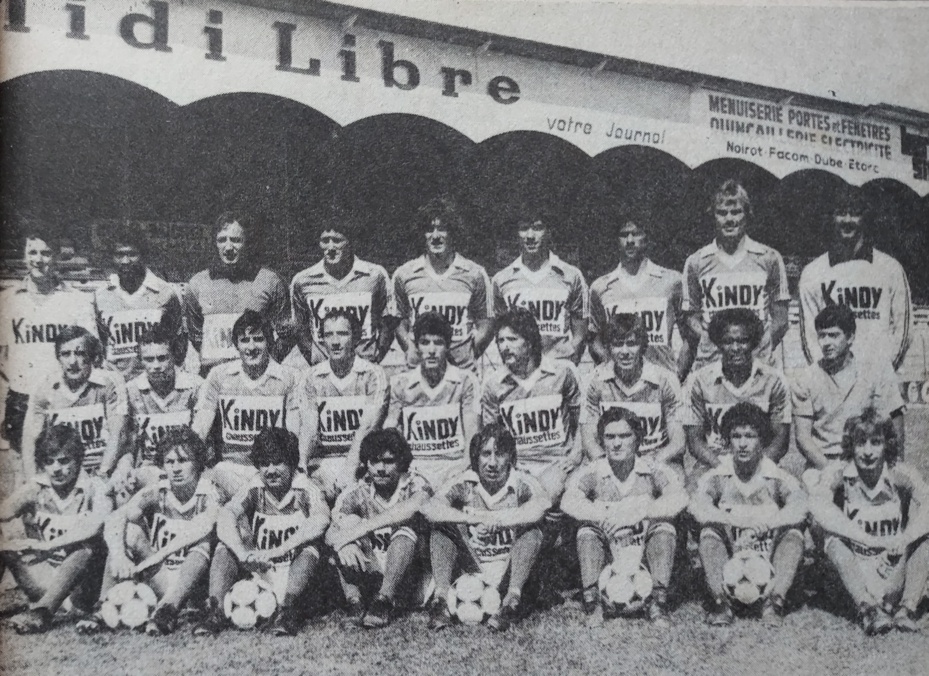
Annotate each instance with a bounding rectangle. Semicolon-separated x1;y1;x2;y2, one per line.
301;309;388;503
0;424;111;634
690;403;807;626
684;308;790;487
21;326;128;482
79;428;219;636
194;428;330;636
421;424;551;632
810;407;929;634
385;311;480;488
327;428;433;628
563;407;687;627
193;310;302;501
582;313;685;474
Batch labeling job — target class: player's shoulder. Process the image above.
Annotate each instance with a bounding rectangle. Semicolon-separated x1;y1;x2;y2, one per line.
743;236;783;258
871;248;907;274
389;366;419;392
90;366;126;389
491;258;519;285
392;255;425;280
290;260;327;286
354;256;390;281
187;268;212;287
548;253;585;281
685;241;718;265
451;252;489;276
798;252;830;281
645;259;683;283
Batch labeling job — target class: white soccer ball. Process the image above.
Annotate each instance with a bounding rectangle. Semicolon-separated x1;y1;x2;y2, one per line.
723;549;775;606
446;574;501;625
100;581;158;629
598;563;653;616
223;577;278;629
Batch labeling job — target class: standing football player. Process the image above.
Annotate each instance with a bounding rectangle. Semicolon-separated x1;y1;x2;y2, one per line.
194;428;330;636
392;197;494;371
492;213;588;364
563;407;686;627
799;190;912;370
588;212;694;380
327;429;433;628
291;216;393;366
690;403;807;626
422;424;550;632
682;180;790;370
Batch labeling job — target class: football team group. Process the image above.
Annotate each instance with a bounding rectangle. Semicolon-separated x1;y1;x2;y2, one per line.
0;179;923;640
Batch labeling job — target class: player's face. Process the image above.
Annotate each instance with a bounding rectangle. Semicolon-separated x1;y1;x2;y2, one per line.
320;230;351;266
24;237;55;281
497;327;531;372
417;334;448;371
322;316;355;362
477;438;512;487
216;222;246;266
140;342;175;386
617;222;647;262
728;424;764;465
832;212;864;249
609;333;645;374
714;198;748;243
517;222;548;258
853;431;886;473
113;243;144;278
58;337;93;386
424;219;453;257
602;419;639;464
257;460;294;492
719;324;753;367
43;450;81;491
163;448;199;488
367;451;403;492
816;326;853;362
236;327;270;371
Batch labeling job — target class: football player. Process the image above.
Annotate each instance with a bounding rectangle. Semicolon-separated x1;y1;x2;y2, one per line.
491;213;588;364
392;197;494;371
327;428;432;628
690;403;807;626
386;312;480;488
563;407;687;627
291;216;393;366
588;212;694;380
301;309;388;503
184;212;291;375
0;424;111;634
422;424;551;632
810;407;929;634
194;428;330;636
799;190;911;371
682;180;790;370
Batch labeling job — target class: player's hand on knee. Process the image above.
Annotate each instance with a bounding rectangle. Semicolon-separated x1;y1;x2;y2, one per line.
244;551;274;572
112;554;136;580
338;544;368;572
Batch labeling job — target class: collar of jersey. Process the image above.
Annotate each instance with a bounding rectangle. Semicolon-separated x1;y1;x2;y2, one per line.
411;253;467;278
842;461;894;501
510;252;566;277
460;469;520;506
593;457;651;481
49;368;110;398
501;358;558;388
607;258;662;284
157;475;216;512
598;361;662;392
827;243;875;267
34;470;94;510
248;472;312;509
306;255;373;283
708;359;765;389
227;359;287;384
315;356;371;379
18;274;67;295
105;268;164;294
413;363;463;395
362;471;415;507
713;455;780;482
134;370;200;393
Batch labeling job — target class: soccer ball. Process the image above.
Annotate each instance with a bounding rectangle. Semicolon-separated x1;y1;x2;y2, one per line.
446;574;501;625
723;549;775;605
223;578;278;629
598;563;653;615
100;581;158;629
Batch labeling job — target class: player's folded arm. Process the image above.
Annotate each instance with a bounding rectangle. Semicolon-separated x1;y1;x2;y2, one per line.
420;485;478;525
767;475;809;530
895;466;929;546
40;484;112;553
689;475;734;527
809;467;876;546
649;465;688;519
560;478;606;523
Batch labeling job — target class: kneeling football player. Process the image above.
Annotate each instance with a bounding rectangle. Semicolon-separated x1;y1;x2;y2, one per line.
0;424;111;633
562;407;687;627
327;428;433;628
79;427;219;635
421;424;551;632
194;428;330;636
689;403;807;626
810;407;929;634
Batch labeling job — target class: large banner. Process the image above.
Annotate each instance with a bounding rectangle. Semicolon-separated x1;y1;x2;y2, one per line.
1;0;928;194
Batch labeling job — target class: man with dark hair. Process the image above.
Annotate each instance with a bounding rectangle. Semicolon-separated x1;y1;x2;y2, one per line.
194;428;330;636
328;428;433;628
492;213;588;364
386;312;480;488
684;308;791;484
799;190;912;370
21;327;128;480
422;424;550;631
185;211;291;374
0;424;111;634
94;224;185;382
682;180;790;370
1;225;98;456
291;216;394;366
393;197;494;371
792;305;905;474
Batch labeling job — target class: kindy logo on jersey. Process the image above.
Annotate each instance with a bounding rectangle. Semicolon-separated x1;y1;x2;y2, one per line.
402;403;464;457
409;292;471;339
9;319;71;345
498;395;566;452
32;512;80;544
150;513;194;568
820;281;884;321
308;292;373;340
202;313;239;361
704;403;736;450
467;522;515;562
136;411;192;456
601;401;665;452
317;395;368;448
220;395;286;445
843;485;902;540
49;404;107;451
252;512;302;564
504;288;569;336
605;298;670;345
103;308;162;358
699;272;767;320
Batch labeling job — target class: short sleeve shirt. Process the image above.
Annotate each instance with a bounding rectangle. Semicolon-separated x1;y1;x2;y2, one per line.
127;371;204;464
334;471;433;525
21;472;109;562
